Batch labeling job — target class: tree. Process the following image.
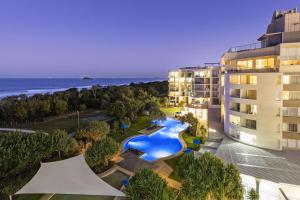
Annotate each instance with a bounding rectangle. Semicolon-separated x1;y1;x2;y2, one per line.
76;121;110;149
51;129;78;158
145;102;166;121
125;168;177;200
180;113;198;136
109;101;127;119
86;121;110;141
85;137;119;173
180;153;243;200
54;100;68;115
248;188;259;200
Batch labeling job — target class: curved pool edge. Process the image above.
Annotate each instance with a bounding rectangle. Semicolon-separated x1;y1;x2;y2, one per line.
120;118;189;163
120;133;147;154
155;130;188;162
120;129;188;163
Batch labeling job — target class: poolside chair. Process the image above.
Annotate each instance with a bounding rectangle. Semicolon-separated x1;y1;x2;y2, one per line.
183;148;193;154
122;179;129;187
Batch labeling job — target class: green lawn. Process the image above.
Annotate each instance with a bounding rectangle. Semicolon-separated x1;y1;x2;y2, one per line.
14;194;45;200
160;107;182;116
110;116;150;143
19;111;108;134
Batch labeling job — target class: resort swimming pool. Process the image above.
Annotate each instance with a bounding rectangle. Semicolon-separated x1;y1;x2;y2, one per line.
123;117;188;162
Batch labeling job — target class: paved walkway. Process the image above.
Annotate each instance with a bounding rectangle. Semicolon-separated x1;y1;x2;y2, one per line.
117;151;182;189
207;108;300;185
216;137;300;185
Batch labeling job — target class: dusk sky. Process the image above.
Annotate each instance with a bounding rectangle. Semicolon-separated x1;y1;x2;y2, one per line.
0;0;299;78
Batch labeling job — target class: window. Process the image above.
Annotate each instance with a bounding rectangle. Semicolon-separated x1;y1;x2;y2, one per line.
281;60;300;66
283;75;300;84
283;108;300;117
255;58;275;68
237;60;253;69
288;124;298;132
229;115;240;125
282;91;300;100
230;75;240;84
249;75;257;84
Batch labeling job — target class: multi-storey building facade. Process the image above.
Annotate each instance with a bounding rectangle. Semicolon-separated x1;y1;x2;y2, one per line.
168;64;221;107
221;8;300;150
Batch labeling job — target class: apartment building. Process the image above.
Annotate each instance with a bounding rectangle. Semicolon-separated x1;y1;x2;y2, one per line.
221;8;300;150
168;63;221;107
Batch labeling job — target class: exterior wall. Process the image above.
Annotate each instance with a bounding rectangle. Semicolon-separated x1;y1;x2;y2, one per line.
223;72;282;150
279;42;300;149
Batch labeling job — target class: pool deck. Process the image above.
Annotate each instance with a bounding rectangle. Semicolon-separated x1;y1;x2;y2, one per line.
116;151;182;189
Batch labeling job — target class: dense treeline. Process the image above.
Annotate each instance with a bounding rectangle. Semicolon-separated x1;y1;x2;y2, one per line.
0;81;168;125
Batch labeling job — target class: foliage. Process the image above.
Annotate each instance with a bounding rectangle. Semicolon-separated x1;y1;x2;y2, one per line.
125;168;177;200
0;81;168;126
120;117;131;128
109;101;127;120
145;102;166;121
182;132;201;150
180;113;198;136
76;120;110;145
247;188;259;200
179;153;243;200
51;129;78;158
85;137;119;173
0;131;78;198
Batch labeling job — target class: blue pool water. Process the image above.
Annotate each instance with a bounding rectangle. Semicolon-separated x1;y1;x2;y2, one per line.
123;117;189;162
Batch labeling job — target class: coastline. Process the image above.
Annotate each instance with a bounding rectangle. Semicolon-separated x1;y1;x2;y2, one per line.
0;78;166;99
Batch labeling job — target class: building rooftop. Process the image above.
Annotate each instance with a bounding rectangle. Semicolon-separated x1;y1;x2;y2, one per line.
228;8;300;53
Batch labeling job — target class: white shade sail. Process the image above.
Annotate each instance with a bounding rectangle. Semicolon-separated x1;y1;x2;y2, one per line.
16;155;125;197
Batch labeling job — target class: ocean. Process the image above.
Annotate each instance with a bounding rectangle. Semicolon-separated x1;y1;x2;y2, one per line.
0;78;165;99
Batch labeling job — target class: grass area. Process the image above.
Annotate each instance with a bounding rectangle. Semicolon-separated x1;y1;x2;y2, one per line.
19;111;107;133
160;107;182;116
182;132;201;150
14;194;45;200
164;154;183;181
50;194;113;200
110;116;150;143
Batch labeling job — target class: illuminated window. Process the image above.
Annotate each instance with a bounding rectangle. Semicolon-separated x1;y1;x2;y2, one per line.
255;58;275;68
249;75;257;84
230;75;240;84
281;60;300;66
237;60;253;69
229;115;240;125
282;91;300;100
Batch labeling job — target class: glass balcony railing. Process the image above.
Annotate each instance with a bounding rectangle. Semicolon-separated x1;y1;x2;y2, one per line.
228;42;263;52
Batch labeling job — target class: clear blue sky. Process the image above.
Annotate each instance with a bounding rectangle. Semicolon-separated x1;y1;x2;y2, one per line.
0;0;299;78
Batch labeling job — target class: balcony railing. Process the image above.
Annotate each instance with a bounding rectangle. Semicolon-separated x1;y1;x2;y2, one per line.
226;67;279;74
228;42;263;52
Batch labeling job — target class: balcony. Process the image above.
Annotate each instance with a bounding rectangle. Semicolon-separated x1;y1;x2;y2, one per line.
283;100;300;107
228;42;263;52
226;67;279;74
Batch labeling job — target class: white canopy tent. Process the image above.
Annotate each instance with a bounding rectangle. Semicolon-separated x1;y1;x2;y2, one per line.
15;155;125;197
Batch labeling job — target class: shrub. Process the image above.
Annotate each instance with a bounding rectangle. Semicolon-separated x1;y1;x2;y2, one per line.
125;168;177;200
85;137;119;173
